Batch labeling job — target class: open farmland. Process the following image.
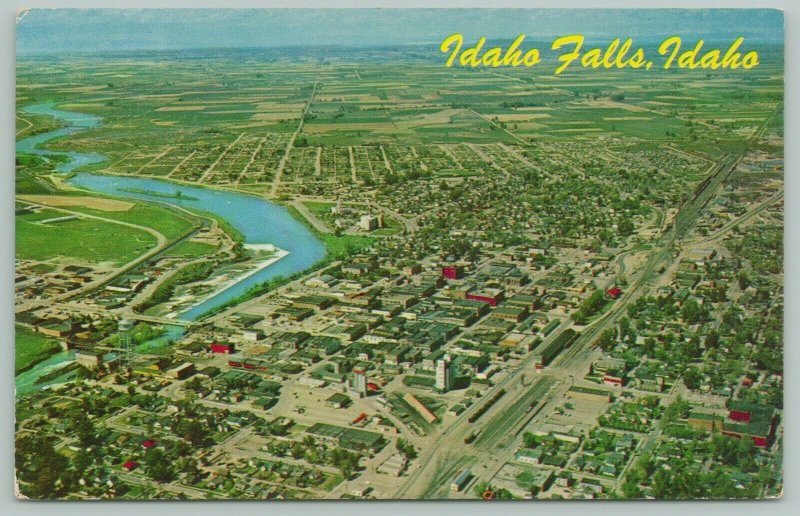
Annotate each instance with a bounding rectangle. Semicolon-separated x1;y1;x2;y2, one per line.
16;47;782;203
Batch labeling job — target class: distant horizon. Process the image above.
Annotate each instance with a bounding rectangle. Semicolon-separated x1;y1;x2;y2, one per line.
16;8;784;55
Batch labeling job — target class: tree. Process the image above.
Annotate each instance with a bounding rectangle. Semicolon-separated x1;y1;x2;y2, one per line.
661;396;691;426
396;438;417;460
618;218;635;236
681;299;707;324
144;448;174;483
473;480;489;498
737;270;750;290
72;449;93;472
594;328;616;352
704;330;720;350
290;442;305;459
618;317;631;340
736;435;757;472
16;435;70;498
178;457;203;484
329;447;359;478
682;367;703;390
494;487;514;499
712;433;739;465
621;479;642;498
70;412;97;447
175;419;208;446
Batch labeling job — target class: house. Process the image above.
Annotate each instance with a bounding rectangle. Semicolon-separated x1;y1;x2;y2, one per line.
170;362;195;380
325;393;352;409
377;453;407;476
494;305;529;323
342;263;371;276
306;274;339;289
359;214;380;231
402;264;422;276
241;329;264;342
515;447;544;465
292;295;336;311
403;393;437;424
38;319;77;338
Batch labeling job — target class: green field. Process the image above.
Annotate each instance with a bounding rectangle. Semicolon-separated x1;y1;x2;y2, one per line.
15;325;61;374
16;208;158;264
319;233;374;258
163;240;218;258
303;201;336;219
62;202;197;241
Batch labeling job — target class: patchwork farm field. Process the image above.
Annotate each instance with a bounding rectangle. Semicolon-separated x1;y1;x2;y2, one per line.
16;46;782;202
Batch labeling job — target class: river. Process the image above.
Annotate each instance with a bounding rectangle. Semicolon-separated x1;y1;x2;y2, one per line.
17;103;105;172
18;102;326;320
66;172;327;320
16;102;327;392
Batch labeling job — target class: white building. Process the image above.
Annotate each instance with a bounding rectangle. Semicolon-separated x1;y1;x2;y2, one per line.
359;214;381;231
351;368;367;397
436;358;452;392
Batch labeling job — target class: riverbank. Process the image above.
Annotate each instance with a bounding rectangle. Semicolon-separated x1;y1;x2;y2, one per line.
15;325;62;375
171;245;289;320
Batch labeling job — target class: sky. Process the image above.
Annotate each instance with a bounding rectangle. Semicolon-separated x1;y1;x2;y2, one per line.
16;8;784;54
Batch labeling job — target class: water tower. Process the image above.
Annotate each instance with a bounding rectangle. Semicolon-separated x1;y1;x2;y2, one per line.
118;318;135;367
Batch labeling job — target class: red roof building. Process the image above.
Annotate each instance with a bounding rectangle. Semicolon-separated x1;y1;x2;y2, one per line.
122;460;138;471
210;342;235;354
142;439;157;449
442;266;463;280
729;410;752;423
466;289;505;307
721;401;777;448
606;287;622;299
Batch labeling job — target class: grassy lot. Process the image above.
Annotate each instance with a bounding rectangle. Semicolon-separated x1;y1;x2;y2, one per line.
63;203;197;241
303;200;335;219
318;233;373;259
372;213;402;236
163;240;218;258
16;208;158;264
15;325;61;374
